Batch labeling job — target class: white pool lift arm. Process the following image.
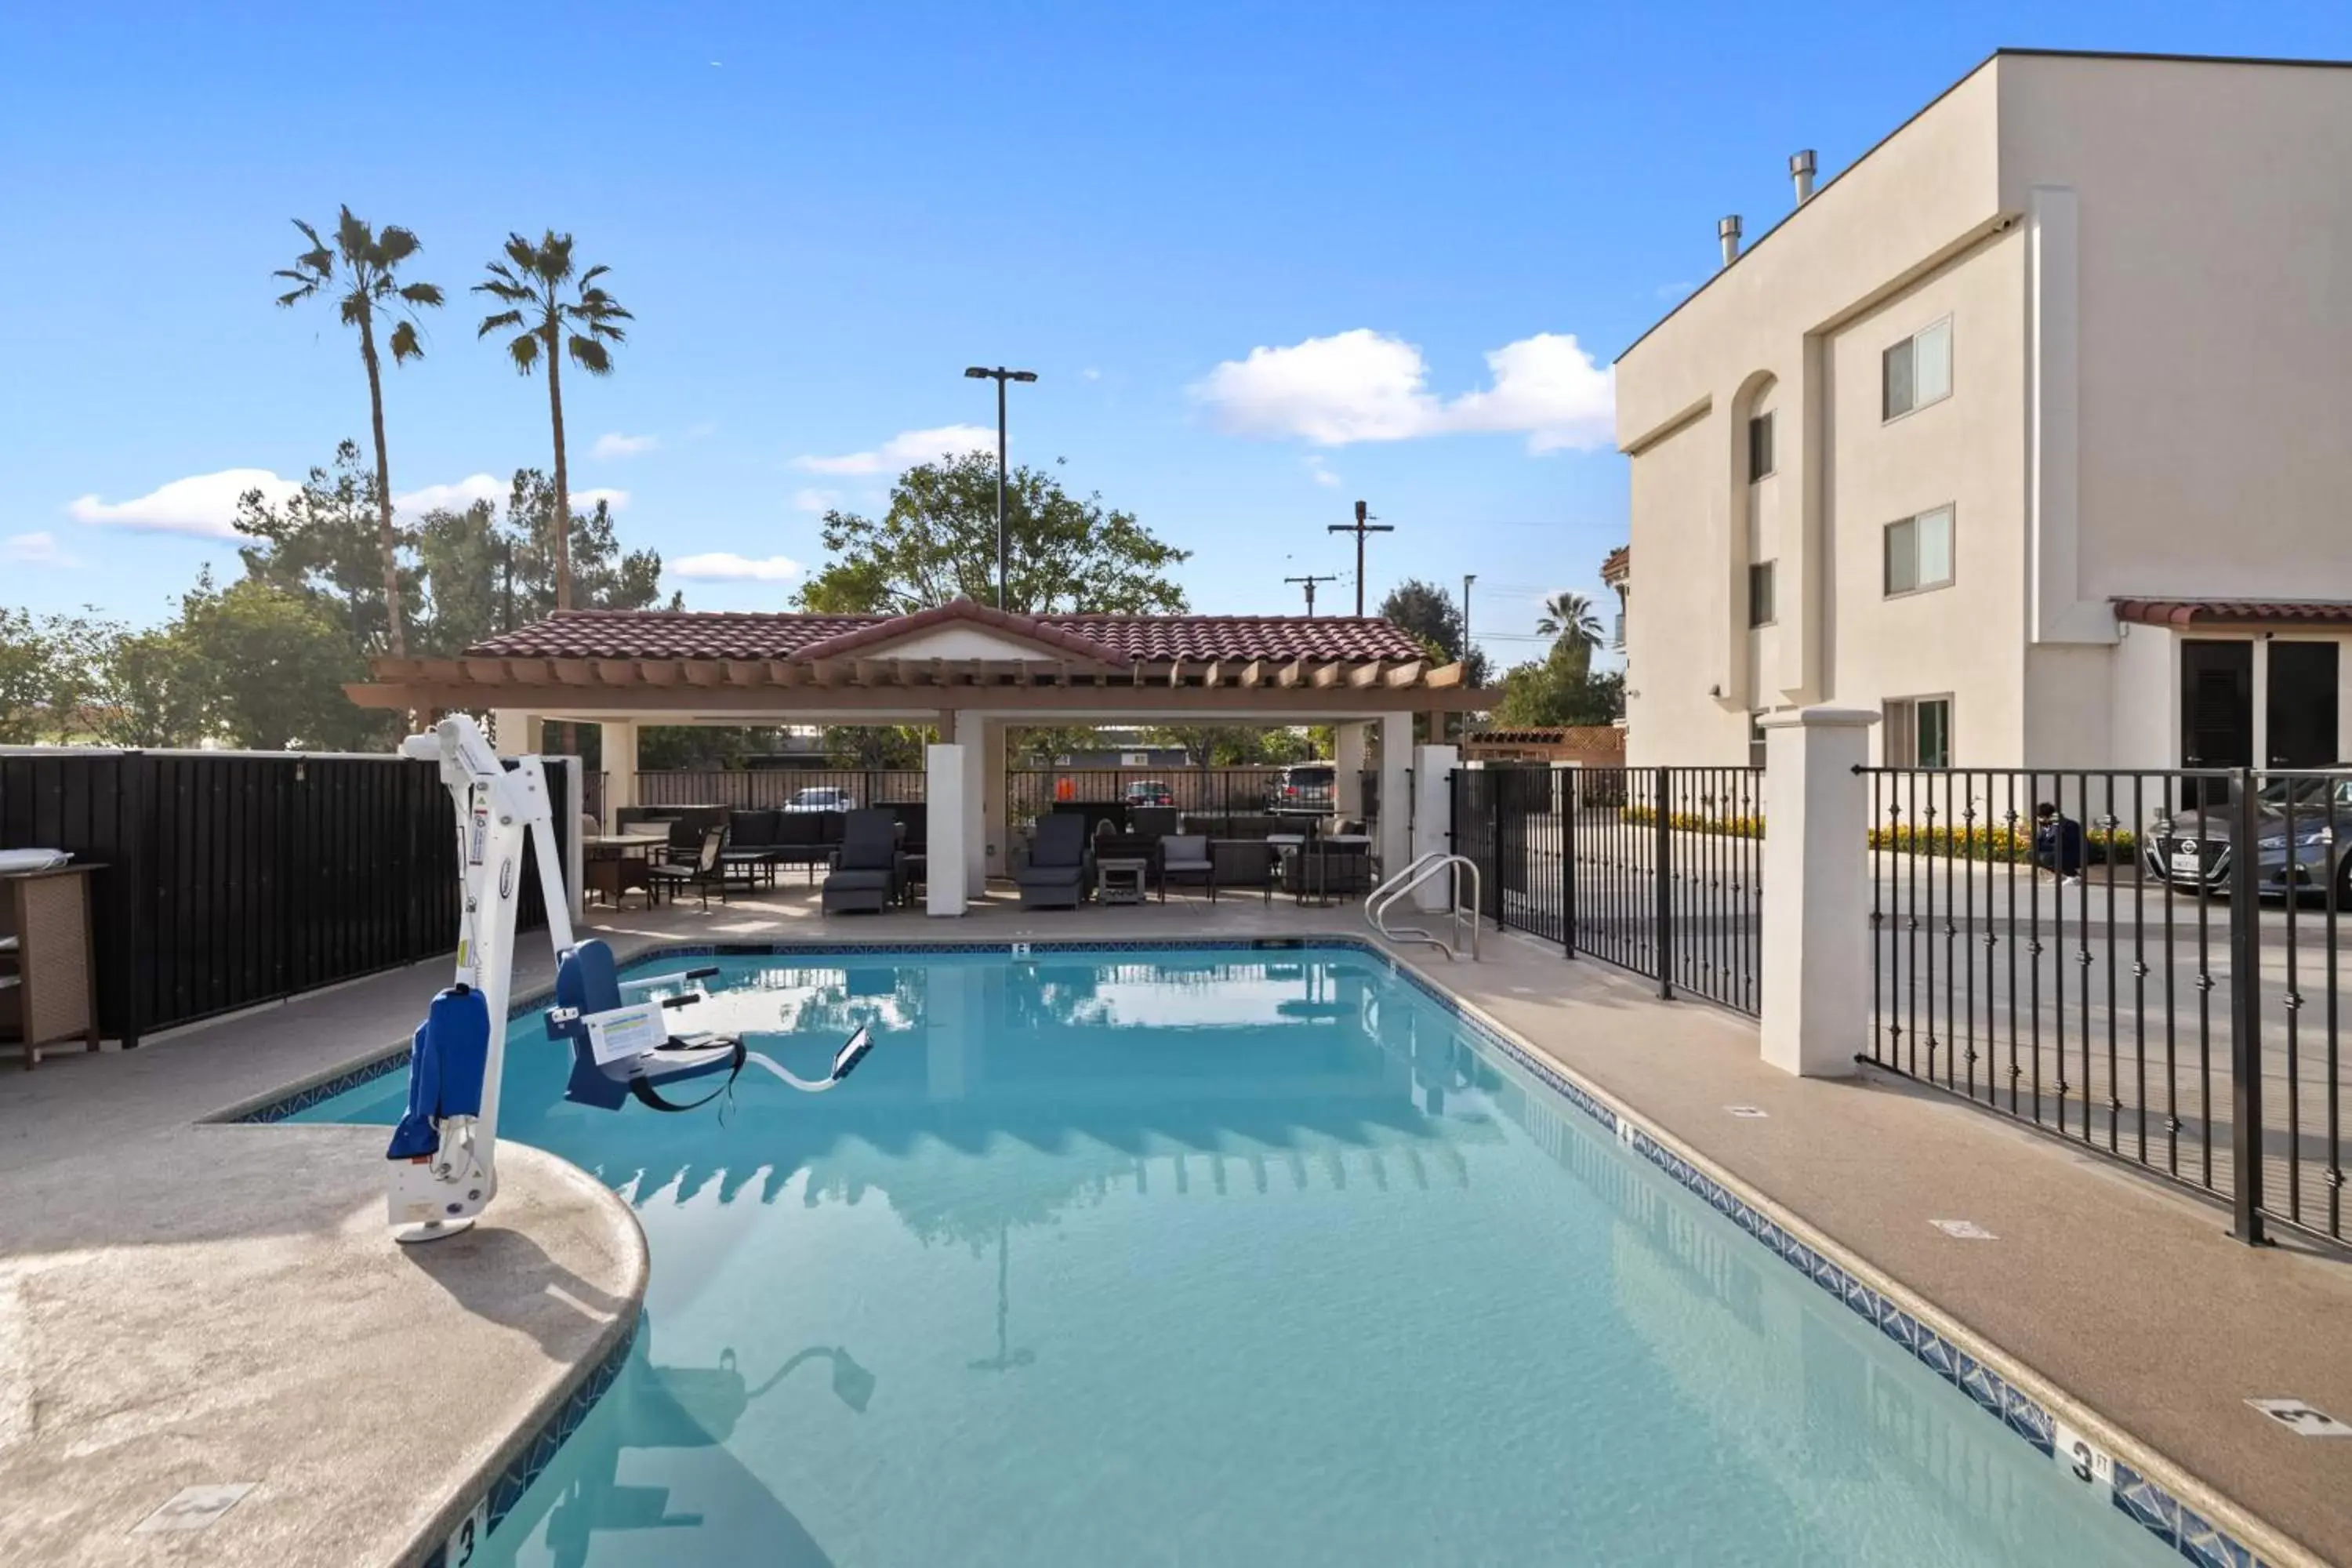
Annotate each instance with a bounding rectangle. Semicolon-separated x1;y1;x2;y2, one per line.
386;714;575;1243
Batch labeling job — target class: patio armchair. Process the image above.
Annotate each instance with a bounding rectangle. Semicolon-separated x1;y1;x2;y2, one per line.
822;808;904;915
646;825;731;909
722;809;783;888
1016;813;1090;909
1160;834;1216;902
770;811;833;881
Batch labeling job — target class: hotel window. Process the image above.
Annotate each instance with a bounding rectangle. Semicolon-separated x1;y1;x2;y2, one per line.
1748;412;1775;481
1749;713;1769;769
1748;561;1777;627
1884;695;1953;769
1882;317;1953;419
1884;506;1954;596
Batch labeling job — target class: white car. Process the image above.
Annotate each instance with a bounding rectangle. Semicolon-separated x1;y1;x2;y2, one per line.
786;786;856;812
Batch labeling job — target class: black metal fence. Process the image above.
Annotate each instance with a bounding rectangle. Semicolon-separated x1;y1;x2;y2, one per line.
1863;766;2347;1248
1452;765;1763;1015
635;769;927;811
1001;767;1380;829
0;749;571;1047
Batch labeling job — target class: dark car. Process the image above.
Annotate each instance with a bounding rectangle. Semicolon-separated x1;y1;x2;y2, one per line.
2143;772;2352;904
1123;779;1175;808
1268;764;1337;816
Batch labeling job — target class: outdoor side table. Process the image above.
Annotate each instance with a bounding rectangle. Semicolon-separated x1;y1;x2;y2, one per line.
0;863;104;1069
1097;856;1149;906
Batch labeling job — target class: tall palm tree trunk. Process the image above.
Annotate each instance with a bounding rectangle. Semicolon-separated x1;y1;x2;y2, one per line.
359;317;408;658
546;343;572;612
545;328;579;760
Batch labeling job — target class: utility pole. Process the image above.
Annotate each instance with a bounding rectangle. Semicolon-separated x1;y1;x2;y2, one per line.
964;365;1037;608
1283;572;1340;615
1461;572;1476;670
1327;499;1394;616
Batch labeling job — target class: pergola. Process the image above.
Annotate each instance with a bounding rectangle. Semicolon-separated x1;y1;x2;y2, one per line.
350;599;1494;911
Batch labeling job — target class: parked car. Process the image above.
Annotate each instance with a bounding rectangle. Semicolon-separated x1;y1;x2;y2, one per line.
786;786;856;812
2143;771;2352;904
1268;764;1337;815
1123;779;1175;808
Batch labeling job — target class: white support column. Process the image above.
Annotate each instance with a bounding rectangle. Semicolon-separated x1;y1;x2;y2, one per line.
1335;724;1368;818
602;720;639;830
1378;713;1411;889
952;710;986;895
1411;744;1459;912
1758;706;1878;1077
491;711;541;759
983;719;1009;880
926;742;971;916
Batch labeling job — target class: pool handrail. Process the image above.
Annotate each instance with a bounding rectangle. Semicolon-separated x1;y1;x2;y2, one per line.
1366;851;1481;961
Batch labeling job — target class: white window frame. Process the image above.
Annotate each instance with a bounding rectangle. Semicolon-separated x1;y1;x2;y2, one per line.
1882;316;1953;422
1883;695;1955;769
1884;505;1955;598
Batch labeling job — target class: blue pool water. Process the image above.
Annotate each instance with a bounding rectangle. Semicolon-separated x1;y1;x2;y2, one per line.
297;946;2176;1566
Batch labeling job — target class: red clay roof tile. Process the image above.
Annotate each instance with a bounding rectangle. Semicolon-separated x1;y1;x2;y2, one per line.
2112;599;2352;628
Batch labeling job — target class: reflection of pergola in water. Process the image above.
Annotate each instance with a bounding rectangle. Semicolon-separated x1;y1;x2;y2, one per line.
345;598;1497;897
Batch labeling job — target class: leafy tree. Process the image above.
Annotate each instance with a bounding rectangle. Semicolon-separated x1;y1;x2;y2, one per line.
499;470;668;622
1534;590;1605;680
825;725;930;770
173;572;385;750
0;607;64;742
273;208;443;658
235;441;410;655
797;453;1188;615
88;623;209;747
1377;579;1493;686
636;727;784;771
1494;644;1624;728
474;232;633;612
1146;724;1316;766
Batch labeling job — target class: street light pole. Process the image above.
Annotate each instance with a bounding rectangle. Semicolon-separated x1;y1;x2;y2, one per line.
1461;572;1476;670
964;365;1037;609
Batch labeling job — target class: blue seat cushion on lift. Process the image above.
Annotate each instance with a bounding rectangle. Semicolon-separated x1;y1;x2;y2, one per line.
385;985;492;1159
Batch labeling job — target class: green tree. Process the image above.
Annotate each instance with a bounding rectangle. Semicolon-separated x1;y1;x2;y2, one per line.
797;453;1189;615
474;232;633;612
88;622;209;747
1377;579;1492;685
235;441;409;655
273;208;443;658
1534;590;1605;680
173;572;383;750
1494;644;1624;728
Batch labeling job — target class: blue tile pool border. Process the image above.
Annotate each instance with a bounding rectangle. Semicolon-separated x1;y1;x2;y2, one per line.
232;934;2282;1567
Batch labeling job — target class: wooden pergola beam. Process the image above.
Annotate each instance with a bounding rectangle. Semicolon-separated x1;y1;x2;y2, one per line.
1348;660;1385;688
1384;660;1425;688
1311;661;1342;688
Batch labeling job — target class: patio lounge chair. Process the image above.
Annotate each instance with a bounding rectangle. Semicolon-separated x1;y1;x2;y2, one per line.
647;825;731;909
822;809;902;915
1160;833;1215;901
1016;813;1089;909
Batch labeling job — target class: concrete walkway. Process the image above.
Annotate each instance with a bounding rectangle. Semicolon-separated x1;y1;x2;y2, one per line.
3;880;2347;1564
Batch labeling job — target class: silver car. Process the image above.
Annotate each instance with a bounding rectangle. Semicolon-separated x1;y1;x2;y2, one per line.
2143;772;2352;905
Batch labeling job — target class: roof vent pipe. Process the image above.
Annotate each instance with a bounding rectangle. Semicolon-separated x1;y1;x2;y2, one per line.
1791;149;1817;205
1718;215;1743;268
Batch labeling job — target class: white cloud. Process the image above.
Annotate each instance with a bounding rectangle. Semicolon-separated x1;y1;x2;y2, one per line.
593;431;659;459
575;486;629;513
391;474;506;517
4;532;81;567
1080;367;1102;382
670;551;803;583
1302;455;1341;488
794;423;995;476
791;487;842;514
67;468;297;538
1192;328;1615;453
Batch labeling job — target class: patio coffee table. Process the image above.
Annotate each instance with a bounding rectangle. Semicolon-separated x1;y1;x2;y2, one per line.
1096;856;1149;906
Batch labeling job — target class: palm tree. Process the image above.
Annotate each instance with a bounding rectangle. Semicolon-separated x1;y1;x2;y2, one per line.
474;233;632;612
273;209;443;658
1536;590;1604;651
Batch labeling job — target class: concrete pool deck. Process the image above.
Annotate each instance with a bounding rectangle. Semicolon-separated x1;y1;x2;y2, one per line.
0;882;2346;1564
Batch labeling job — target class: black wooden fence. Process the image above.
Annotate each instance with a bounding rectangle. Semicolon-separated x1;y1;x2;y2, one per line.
0;749;571;1047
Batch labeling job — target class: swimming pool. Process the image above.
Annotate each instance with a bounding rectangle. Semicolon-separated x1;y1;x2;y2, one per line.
295;944;2179;1566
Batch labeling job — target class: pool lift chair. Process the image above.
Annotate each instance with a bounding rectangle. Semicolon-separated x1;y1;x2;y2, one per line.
383;714;873;1245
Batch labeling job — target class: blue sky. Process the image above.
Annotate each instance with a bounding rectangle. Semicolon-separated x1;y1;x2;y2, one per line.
6;3;2348;669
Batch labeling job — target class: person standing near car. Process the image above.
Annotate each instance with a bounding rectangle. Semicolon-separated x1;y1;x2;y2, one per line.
2033;801;2085;886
